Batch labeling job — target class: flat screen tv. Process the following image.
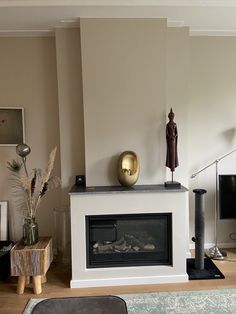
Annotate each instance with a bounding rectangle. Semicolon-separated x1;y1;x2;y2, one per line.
219;174;236;219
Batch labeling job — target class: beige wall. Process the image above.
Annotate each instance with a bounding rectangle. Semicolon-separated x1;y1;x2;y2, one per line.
1;21;236;249
189;37;236;246
80;18;167;186
0;37;61;240
55;28;85;205
167;27;189;187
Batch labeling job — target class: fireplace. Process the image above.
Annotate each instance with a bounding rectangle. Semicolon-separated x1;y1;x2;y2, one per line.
86;213;172;268
70;184;189;288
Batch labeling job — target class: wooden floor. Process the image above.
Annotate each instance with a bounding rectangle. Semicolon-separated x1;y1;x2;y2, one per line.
1;249;236;314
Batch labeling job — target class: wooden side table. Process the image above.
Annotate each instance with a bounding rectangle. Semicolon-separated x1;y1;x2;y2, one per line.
11;236;53;294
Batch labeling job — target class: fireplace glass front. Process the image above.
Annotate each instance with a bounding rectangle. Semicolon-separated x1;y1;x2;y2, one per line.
86;213;172;268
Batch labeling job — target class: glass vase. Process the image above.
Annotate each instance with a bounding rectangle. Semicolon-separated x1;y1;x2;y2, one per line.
22;217;39;246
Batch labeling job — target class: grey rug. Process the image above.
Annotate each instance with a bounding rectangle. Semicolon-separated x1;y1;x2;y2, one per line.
23;288;236;314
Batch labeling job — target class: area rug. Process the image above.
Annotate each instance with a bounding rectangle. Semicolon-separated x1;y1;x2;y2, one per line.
23;288;236;314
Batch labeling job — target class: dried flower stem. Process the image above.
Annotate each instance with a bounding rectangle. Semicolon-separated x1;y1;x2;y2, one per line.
8;147;60;219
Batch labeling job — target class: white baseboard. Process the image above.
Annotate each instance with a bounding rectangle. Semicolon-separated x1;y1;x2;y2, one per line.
70;274;188;288
189;242;236;250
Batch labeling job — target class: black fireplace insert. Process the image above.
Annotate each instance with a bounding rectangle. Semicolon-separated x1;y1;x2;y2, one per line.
86;213;172;268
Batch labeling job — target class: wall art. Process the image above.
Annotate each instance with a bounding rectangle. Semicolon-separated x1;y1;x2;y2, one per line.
0;201;8;240
0;107;25;146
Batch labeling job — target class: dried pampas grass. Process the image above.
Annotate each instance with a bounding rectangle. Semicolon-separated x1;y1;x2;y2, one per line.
7;147;60;219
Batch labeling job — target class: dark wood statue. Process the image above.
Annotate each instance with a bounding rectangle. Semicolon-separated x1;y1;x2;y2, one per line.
166;108;179;171
165;108;180;188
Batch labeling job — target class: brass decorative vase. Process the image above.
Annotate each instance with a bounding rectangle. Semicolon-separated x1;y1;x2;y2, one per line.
117;151;140;187
22;217;39;246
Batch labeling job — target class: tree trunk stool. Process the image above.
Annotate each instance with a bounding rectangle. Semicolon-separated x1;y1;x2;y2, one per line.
10;237;53;295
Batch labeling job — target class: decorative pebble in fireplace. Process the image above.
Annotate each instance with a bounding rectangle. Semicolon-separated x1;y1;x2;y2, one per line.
86;213;172;268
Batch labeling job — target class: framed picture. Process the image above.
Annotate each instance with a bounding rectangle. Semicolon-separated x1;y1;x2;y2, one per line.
0;201;8;241
0;107;25;146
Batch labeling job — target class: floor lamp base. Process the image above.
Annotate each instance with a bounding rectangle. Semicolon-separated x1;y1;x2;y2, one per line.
206;246;227;260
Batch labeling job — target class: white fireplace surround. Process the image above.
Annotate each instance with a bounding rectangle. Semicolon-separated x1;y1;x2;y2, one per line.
70;185;189;288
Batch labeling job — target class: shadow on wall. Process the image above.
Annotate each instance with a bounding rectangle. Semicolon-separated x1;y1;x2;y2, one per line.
220;127;236;144
107;154;120;186
87;155;120;186
145;112;166;182
189;127;236;180
8;199;23;242
53;206;71;264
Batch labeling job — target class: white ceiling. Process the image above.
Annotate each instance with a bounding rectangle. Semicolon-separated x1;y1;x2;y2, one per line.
2;0;236;36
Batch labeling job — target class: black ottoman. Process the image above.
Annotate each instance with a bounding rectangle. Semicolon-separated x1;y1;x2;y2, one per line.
31;296;128;314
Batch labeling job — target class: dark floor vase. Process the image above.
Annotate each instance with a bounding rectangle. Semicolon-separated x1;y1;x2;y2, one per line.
22;217;39;246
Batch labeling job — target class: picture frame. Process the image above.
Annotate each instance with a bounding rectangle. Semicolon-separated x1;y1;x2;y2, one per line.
0;107;25;146
0;201;8;241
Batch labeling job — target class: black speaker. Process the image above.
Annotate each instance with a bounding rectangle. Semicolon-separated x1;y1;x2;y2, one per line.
76;175;86;187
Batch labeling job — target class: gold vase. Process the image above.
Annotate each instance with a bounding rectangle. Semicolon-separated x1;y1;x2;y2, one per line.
117;151;140;187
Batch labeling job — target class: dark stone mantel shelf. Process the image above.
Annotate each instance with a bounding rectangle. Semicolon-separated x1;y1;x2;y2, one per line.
70;184;188;195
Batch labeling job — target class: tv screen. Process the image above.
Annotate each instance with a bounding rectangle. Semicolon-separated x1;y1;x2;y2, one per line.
219;175;236;219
